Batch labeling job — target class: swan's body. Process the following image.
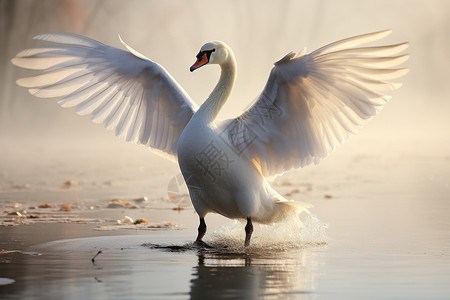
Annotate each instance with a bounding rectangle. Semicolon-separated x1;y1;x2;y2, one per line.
178;111;293;223
12;30;409;246
178;41;302;228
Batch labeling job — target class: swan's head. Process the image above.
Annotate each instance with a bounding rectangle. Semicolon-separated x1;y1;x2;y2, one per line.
190;41;232;72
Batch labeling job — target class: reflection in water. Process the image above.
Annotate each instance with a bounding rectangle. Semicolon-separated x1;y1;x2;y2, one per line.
146;220;324;300
189;248;317;300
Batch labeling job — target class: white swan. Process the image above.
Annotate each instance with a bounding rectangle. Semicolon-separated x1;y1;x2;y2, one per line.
12;30;408;246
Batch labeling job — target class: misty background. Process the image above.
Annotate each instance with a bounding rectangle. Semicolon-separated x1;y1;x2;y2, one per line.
0;0;449;175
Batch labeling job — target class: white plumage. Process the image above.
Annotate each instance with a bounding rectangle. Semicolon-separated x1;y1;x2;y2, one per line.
13;32;197;160
13;30;408;246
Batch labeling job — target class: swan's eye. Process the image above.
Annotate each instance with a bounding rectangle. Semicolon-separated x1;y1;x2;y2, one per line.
205;49;215;60
196;49;216;61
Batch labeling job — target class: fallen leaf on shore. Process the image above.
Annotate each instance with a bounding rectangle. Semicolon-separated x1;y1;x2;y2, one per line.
107;199;132;208
7;212;23;216
133;196;148;203
12;184;30;190
59;206;72;211
117;216;134;225
61;180;74;189
134;218;148;225
324;194;332;199
38;204;52;209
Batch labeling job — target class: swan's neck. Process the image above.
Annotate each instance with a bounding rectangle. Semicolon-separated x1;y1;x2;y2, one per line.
197;57;236;123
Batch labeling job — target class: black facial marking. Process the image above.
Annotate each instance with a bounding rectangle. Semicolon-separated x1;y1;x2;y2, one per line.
196;49;216;61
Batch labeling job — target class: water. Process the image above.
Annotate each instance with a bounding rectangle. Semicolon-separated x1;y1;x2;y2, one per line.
1;224;448;299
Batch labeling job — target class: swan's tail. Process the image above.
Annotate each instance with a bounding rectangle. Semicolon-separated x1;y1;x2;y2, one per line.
276;199;312;212
272;199;312;222
258;180;312;223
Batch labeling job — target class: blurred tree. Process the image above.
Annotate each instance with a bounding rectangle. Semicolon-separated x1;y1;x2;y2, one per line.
0;0;103;135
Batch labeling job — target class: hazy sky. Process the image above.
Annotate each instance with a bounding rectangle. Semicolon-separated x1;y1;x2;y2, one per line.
1;0;449;146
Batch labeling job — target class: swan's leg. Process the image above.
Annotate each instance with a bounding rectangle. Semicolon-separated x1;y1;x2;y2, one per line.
196;217;207;242
194;217;212;248
244;217;253;247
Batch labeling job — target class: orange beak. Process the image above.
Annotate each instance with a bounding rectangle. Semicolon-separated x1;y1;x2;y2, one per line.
190;53;208;72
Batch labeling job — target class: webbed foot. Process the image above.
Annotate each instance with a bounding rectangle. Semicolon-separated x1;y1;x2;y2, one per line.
194;240;213;248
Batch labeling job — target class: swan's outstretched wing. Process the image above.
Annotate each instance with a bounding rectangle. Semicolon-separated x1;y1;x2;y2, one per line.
219;30;408;178
12;32;198;161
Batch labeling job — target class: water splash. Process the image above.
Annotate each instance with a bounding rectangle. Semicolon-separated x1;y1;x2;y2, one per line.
207;214;328;251
142;214;328;256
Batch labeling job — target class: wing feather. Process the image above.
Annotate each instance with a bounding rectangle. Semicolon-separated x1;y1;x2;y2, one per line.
220;30;408;178
13;32;197;160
